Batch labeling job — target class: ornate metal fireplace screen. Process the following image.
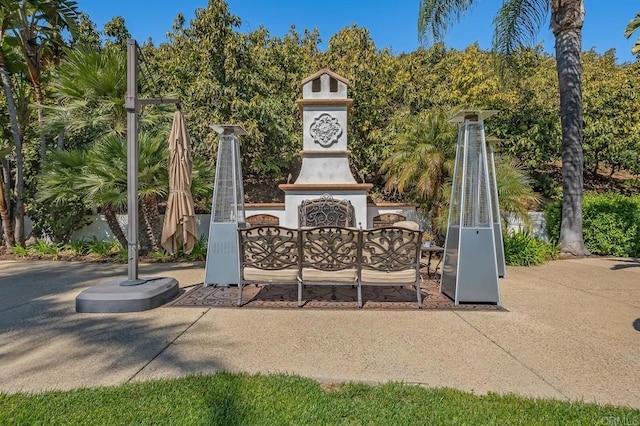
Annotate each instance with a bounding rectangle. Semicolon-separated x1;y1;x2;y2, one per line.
298;194;355;227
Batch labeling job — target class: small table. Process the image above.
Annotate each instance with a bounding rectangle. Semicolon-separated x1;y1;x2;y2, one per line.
421;245;444;278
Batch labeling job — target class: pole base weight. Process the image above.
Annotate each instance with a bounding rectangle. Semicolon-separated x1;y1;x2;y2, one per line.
76;277;179;313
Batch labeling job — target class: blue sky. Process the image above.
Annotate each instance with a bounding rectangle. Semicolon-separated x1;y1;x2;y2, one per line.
76;1;639;63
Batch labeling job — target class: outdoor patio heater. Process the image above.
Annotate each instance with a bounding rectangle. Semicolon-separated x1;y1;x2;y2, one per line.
204;125;247;286
440;110;501;304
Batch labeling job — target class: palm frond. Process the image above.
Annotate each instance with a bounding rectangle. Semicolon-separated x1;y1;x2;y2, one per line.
624;13;640;55
495;157;540;224
418;0;477;45
492;0;549;55
37;149;86;204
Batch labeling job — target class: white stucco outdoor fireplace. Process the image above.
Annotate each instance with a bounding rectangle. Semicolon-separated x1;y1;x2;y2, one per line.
245;69;416;228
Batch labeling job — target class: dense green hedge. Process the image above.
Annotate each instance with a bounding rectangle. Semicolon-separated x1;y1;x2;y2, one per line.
504;229;559;266
545;193;640;257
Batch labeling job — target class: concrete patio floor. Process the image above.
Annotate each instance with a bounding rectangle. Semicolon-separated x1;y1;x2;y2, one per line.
0;257;638;408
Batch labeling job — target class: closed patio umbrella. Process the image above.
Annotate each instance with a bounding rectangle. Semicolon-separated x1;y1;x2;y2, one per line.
161;110;198;254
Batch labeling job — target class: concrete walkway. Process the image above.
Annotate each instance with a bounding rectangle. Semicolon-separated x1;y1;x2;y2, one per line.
0;258;638;408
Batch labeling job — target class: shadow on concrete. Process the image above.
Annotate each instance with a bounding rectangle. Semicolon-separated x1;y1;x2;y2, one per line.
634;318;640;332
0;260;228;393
610;258;640;270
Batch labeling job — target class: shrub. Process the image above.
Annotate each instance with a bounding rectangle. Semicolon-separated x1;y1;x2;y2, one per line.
87;237;121;257
28;239;61;259
66;239;88;257
186;235;208;261
545;193;640;257
149;249;172;262
116;245;128;263
28;197;90;244
504;229;559;266
8;245;28;258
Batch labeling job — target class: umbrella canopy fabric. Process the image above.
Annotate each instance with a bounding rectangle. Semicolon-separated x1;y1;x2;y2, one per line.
161;110;198;254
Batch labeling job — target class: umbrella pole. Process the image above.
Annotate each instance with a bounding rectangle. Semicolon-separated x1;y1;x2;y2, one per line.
123;39;179;286
124;40;142;285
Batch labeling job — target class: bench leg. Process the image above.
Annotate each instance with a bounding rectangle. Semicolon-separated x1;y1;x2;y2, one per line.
416;280;423;309
298;282;303;307
237;283;243;307
357;282;363;308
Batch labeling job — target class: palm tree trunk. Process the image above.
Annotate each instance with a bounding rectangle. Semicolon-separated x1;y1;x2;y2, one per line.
24;41;48;162
103;206;128;248
0;168;14;248
0;52;25;247
551;0;589;256
140;195;161;252
0;158;14;248
37;106;46;160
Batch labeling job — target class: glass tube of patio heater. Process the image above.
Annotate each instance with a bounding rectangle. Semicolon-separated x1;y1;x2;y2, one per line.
462;121;491;229
212;134;236;223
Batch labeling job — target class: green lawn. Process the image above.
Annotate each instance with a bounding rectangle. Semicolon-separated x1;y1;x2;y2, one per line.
1;373;637;425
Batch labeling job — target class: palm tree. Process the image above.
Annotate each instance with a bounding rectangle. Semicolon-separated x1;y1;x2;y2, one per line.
43;45;127;139
381;109;457;233
0;147;13;246
0;0;78;247
418;0;589;256
624;12;640;55
0;1;26;247
494;156;540;226
43;44;169;141
13;0;78;160
39;131;213;249
39;133;166;249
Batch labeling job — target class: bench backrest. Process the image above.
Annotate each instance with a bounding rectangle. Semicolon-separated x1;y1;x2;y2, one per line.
239;226;421;274
238;226;300;270
300;226;359;271
360;227;421;272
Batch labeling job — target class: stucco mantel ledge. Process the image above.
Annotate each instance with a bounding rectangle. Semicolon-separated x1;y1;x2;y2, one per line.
296;98;353;114
369;202;419;207
279;183;373;191
245;203;285;209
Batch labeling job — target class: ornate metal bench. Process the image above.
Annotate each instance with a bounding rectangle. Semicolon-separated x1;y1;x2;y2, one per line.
237;225;423;308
